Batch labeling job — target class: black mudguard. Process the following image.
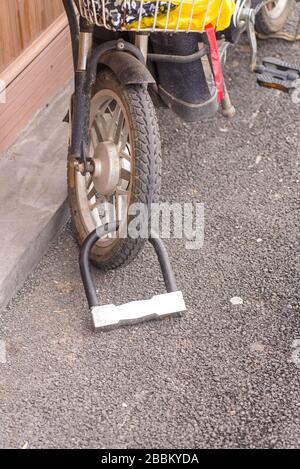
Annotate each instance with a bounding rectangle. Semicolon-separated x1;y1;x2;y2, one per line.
99;50;155;85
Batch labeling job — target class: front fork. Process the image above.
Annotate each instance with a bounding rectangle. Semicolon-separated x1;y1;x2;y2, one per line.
134;33;149;61
71;17;97;174
64;0;149;173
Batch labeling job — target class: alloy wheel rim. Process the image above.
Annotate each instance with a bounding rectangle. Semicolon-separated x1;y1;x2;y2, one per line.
75;89;133;247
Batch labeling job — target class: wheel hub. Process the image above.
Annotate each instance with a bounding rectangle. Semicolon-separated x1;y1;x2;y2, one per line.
92;141;120;196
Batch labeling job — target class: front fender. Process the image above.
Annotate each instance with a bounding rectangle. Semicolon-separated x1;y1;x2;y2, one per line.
99;51;155;85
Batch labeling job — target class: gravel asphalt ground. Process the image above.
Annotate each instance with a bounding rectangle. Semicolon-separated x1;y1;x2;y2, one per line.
0;10;300;449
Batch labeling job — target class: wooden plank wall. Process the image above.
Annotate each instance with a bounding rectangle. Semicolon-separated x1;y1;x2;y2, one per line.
0;0;64;72
0;16;73;152
0;1;73;152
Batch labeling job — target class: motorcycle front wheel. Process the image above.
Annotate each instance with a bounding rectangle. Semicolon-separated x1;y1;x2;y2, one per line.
68;68;161;270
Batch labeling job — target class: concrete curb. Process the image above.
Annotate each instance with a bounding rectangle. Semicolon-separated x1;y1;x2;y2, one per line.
0;82;73;311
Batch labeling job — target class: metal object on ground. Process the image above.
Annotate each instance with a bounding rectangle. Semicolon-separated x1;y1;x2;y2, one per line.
221;81;236;118
256;57;300;93
92;292;186;330
79;224;187;331
240;0;300;84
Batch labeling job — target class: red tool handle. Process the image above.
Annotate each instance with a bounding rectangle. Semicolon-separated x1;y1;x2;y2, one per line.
205;25;224;103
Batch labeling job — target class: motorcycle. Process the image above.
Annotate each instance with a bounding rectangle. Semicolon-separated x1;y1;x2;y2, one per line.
62;0;298;331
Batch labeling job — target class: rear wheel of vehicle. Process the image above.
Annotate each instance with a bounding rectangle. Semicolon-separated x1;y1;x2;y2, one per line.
254;0;293;35
68;68;161;270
